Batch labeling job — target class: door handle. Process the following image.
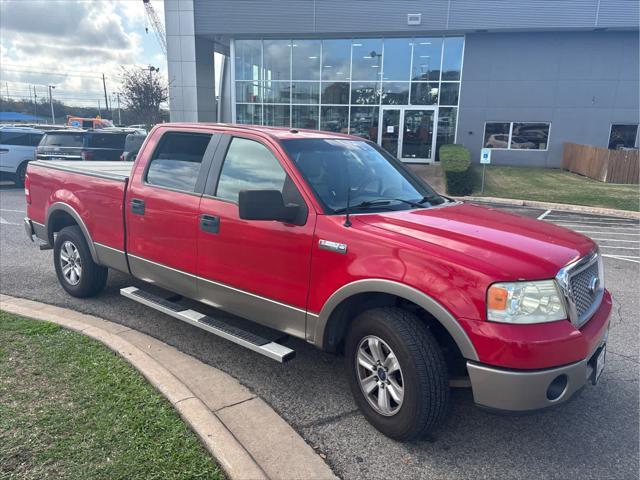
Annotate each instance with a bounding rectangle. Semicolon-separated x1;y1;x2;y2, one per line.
130;198;145;215
200;214;219;234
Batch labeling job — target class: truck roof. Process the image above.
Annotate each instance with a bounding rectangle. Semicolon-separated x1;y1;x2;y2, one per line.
162;122;356;141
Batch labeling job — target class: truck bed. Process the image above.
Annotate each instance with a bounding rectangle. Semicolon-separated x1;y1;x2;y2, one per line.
30;160;133;182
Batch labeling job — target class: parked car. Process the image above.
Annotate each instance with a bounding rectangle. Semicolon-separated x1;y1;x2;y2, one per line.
126;124;148;134
120;132;147;162
0;125;43;186
24;123;610;441
36;129;130;162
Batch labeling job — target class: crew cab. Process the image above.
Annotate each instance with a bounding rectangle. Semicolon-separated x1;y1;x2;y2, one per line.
24;123;611;440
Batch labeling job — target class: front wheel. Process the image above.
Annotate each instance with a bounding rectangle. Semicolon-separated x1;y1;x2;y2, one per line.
345;307;449;440
54;225;108;297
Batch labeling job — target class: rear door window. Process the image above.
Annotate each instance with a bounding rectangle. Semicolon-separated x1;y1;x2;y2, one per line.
87;133;127;149
0;131;33;146
41;133;84;148
146;132;212;192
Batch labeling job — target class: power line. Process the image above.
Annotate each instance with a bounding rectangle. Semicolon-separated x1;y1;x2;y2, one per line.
1;67;121;80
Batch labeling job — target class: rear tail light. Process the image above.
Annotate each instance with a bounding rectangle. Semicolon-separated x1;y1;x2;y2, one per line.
81;150;93;161
119;153;125;161
25;173;31;204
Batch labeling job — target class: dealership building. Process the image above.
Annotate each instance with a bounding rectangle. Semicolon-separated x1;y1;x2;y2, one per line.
164;0;639;166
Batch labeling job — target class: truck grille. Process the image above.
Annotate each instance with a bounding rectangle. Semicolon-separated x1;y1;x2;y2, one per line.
558;251;603;328
569;261;600;320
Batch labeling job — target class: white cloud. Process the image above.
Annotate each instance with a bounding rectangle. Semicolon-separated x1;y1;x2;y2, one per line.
0;0;166;107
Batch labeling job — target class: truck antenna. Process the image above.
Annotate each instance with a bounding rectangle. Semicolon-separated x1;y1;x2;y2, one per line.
344;185;352;227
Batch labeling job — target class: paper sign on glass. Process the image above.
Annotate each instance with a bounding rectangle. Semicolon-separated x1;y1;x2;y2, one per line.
387;126;394;133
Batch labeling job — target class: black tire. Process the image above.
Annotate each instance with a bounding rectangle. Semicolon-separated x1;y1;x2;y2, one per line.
345;307;449;440
14;161;28;188
54;225;108;297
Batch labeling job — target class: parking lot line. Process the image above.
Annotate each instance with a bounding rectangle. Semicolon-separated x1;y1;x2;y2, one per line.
599;245;640;250
602;254;640;263
0;208;25;213
554;223;639;230
537;209;551;220
590;238;639;243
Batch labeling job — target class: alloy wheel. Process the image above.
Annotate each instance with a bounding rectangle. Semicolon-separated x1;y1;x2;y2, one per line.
356;335;404;416
59;241;82;285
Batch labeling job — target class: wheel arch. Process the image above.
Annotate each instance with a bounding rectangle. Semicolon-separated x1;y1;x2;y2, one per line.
46;202;99;263
312;279;479;361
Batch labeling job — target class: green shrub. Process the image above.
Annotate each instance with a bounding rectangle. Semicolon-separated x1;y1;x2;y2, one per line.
440;144;473;195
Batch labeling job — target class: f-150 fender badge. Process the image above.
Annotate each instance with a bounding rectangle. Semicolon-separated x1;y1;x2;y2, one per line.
319;239;348;254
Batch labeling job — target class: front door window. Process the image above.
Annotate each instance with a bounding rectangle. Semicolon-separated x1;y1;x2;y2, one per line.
377;107;437;163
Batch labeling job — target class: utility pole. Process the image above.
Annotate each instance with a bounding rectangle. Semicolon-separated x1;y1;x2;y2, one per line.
33;86;37;118
116;92;122;125
98;99;101;117
102;73;109;117
48;85;56;124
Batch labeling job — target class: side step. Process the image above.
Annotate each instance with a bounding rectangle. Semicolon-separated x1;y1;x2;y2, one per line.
120;286;295;363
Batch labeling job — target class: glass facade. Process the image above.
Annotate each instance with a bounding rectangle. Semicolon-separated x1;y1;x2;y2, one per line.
234;36;464;161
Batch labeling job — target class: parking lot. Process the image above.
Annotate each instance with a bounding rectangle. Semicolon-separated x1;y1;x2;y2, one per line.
1;183;638;480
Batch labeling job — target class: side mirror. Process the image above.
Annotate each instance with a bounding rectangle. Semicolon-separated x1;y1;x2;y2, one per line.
238;190;300;224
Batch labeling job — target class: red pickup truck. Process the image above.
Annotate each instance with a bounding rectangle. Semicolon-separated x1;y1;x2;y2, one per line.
24;123;611;440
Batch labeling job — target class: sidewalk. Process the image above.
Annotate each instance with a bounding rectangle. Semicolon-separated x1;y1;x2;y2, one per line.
0;294;336;480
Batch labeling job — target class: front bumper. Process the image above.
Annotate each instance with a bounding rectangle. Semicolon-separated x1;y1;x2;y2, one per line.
467;327;608;412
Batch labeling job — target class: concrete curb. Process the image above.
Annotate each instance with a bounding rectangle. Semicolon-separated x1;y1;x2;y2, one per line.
455;195;640;219
0;294;336;480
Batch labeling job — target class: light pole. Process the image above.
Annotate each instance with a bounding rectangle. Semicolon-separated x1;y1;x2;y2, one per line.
48;85;56;124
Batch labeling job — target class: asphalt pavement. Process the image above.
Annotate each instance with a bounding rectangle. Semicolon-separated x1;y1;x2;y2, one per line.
1;182;638;479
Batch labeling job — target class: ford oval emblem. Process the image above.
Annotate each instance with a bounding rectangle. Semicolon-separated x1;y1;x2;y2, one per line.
588;276;599;295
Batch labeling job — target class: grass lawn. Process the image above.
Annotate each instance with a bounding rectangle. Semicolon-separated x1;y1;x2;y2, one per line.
0;311;224;480
471;165;639;212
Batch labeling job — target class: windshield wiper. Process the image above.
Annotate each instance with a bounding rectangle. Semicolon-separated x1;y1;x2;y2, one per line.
334;198;424;214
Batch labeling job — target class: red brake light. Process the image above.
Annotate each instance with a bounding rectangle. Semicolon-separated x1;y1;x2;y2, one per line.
25;173;31;204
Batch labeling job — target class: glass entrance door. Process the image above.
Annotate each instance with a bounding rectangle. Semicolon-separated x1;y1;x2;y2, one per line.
377;107;437;163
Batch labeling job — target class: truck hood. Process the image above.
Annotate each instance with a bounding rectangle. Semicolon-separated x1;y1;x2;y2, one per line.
356;202;595;280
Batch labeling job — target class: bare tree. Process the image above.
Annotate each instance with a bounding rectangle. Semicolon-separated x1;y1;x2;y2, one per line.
120;66;168;128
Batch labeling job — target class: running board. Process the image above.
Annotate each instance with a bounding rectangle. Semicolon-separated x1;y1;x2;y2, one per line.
120;286;295;363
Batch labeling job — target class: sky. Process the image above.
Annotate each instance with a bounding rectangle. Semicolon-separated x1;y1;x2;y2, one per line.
0;0;167;109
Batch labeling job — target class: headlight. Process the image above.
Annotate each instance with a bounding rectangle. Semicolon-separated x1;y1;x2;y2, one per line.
487;280;567;324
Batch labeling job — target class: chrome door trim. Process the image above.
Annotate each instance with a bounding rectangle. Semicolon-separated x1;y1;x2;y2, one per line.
127;253;308;339
311;278;479;360
128;254;198;299
94;242;129;273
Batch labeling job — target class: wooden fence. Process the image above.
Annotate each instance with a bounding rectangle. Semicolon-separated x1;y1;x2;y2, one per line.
562;143;639;184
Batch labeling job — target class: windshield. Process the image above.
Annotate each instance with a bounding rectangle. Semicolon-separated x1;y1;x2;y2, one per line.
41;133;84;148
281;138;447;214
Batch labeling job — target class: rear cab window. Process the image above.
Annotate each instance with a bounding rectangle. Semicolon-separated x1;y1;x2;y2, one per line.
146;132;212;193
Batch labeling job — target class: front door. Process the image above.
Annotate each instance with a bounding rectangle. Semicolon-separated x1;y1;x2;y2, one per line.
196;133;315;338
377;107;437;163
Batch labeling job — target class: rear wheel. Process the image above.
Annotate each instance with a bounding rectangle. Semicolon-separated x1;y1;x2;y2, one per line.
54;225;108;297
14;161;28;188
345;307;449;440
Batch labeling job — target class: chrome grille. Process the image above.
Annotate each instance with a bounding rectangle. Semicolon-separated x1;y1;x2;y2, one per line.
556;250;604;328
569;261;599;319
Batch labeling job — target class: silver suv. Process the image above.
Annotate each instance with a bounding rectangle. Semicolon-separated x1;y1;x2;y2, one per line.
0;126;44;187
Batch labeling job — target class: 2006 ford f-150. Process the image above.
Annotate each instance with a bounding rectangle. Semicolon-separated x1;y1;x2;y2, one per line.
24;123;611;440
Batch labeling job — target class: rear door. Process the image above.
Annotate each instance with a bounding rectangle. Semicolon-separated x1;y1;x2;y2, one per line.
125;129;220;298
196;133;316;337
0;131;39;173
37;131;84;161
